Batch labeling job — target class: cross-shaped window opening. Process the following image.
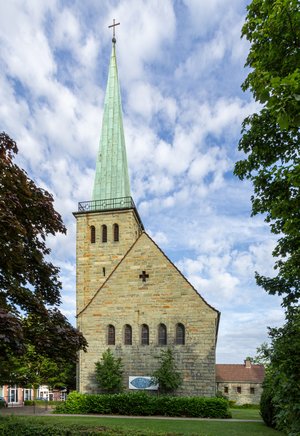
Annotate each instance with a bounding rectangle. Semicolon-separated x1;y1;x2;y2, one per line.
139;271;149;282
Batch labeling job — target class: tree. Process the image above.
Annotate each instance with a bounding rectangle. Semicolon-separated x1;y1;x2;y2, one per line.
95;349;123;393
234;0;300;309
269;309;300;434
234;1;300;433
260;309;300;433
0;344;77;392
252;342;271;367
0;132;87;374
152;348;182;394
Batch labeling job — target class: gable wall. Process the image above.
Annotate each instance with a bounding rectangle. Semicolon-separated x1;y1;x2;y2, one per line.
78;233;218;397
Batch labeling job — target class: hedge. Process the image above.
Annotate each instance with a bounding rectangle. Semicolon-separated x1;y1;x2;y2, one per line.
24;400;62;406
0;416;145;435
55;391;231;418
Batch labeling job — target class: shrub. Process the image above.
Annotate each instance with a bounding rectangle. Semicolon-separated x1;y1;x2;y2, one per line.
55;391;89;414
235;403;259;409
152;348;182;394
0;416;120;435
110;392;156;416
95;349;124;394
260;381;277;428
24;400;35;406
55;391;231;418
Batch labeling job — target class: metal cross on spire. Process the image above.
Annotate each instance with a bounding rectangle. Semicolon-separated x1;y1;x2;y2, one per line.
108;19;120;43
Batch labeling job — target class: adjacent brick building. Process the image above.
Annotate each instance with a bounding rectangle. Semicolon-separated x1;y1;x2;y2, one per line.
74;33;220;396
216;359;265;404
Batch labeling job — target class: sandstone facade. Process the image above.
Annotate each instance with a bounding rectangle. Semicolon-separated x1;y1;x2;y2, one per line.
75;208;219;396
216;381;263;405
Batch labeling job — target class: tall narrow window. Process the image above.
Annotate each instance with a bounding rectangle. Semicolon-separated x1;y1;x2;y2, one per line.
102;225;107;243
90;225;96;243
158;323;167;345
175;323;185;345
113;223;119;242
107;324;115;345
124;324;132;345
141;324;149;345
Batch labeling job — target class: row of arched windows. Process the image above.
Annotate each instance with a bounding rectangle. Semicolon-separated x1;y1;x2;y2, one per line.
107;323;185;346
90;224;119;243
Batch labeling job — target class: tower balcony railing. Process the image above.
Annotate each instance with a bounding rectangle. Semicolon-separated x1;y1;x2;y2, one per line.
78;196;136;213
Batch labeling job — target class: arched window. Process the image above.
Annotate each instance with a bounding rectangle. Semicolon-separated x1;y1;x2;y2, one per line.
176;323;185;345
141;324;149;345
113;223;119;242
124;324;132;345
158;323;167;346
107;324;115;345
102;224;107;243
90;225;96;243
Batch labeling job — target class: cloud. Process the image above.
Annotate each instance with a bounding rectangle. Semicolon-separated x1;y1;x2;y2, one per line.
183;0;242;37
217;307;285;363
112;0;176;82
127;81;177;124
148;230;169;247
0;0;284;365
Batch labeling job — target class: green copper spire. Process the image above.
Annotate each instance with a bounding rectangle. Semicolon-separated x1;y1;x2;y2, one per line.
92;41;131;203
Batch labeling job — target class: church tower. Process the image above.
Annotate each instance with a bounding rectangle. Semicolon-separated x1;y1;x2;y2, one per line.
74;25;219;396
74;35;144;317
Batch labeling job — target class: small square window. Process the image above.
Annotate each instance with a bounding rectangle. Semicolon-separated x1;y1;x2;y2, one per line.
250;387;255;394
224;386;228;394
237;386;241;394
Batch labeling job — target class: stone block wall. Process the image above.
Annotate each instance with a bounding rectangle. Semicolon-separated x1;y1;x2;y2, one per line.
216;382;263;405
74;208;142;314
77;231;219;397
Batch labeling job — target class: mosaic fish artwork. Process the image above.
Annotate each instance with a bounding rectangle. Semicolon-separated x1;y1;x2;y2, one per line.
130;377;155;389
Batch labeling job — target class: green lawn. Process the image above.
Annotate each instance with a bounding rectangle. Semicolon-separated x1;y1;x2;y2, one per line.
0;415;283;435
230;407;262;420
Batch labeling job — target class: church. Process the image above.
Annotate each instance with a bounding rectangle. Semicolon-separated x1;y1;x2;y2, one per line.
74;27;220;397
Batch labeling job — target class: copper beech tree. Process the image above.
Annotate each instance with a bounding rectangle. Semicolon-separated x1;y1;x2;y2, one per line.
0;132;87;380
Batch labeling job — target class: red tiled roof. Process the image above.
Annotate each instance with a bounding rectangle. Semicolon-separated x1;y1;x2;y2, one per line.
216;364;265;383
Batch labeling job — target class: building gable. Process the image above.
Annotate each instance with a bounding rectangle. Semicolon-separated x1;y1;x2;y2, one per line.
77;232;219;396
79;231;219;329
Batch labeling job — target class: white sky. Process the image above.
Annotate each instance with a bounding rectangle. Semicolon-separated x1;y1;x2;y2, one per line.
0;0;284;363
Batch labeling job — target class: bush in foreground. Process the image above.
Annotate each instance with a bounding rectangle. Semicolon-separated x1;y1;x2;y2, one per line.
260;380;277;429
55;391;231;419
0;416;150;435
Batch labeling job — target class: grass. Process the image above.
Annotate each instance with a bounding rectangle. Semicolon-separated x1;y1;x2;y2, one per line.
230;407;262;420
0;415;284;435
